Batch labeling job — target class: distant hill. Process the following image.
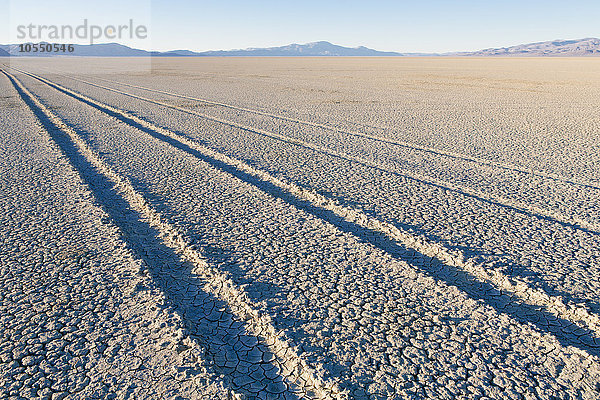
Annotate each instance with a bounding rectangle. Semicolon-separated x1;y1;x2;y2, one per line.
0;41;424;57
0;41;406;57
453;38;600;56
151;49;200;57
2;38;600;57
0;48;9;57
66;43;150;56
196;41;407;56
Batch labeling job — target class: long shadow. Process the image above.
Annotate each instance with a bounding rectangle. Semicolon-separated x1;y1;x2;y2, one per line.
147;113;600;319
27;69;600;316
315;188;600;316
13;69;600;398
59;75;600;236
130;177;284;302
246;126;600;237
50;69;600;193
6;71;304;399
24;69;600;237
70;97;600;357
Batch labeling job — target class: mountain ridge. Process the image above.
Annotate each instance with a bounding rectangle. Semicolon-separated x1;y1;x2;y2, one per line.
2;38;600;57
193;41;408;56
451;37;600;56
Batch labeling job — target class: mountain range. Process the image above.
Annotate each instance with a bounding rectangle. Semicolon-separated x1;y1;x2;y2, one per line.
451;38;600;56
2;38;600;57
189;42;408;56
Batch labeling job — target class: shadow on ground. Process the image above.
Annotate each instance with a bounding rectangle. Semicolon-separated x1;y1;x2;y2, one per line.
9;72;304;399
15;70;600;397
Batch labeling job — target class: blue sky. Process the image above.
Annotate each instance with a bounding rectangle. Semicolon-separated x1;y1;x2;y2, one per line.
3;0;600;52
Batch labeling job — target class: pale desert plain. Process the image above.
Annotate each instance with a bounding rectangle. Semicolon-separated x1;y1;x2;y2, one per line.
1;57;600;399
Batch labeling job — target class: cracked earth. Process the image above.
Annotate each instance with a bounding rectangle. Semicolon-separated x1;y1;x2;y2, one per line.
1;57;600;399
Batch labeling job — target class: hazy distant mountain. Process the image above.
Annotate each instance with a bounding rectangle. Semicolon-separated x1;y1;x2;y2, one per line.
69;43;150;56
151;49;200;57
453;38;600;56
164;38;600;57
197;41;407;56
2;38;600;57
0;41;405;57
0;48;9;57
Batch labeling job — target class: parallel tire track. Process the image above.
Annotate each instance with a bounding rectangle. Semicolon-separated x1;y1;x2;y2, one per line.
38;70;600;234
62;72;600;191
11;66;600;349
1;68;348;400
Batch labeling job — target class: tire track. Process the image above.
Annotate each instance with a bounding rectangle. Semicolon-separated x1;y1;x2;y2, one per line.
11;66;600;351
59;71;600;191
32;69;600;235
1;67;347;400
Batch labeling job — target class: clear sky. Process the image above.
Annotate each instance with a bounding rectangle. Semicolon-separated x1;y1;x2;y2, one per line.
3;0;600;52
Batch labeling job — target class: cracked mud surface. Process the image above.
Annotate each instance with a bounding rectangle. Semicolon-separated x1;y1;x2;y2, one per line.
0;76;230;399
2;58;600;399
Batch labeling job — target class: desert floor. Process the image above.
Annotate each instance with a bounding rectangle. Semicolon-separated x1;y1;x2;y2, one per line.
1;57;600;399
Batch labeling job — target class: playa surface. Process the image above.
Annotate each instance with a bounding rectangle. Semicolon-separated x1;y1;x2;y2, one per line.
2;57;600;399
